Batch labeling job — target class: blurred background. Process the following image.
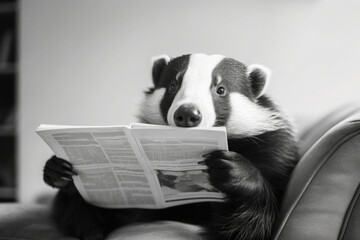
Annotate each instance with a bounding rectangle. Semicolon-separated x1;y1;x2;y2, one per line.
0;0;359;203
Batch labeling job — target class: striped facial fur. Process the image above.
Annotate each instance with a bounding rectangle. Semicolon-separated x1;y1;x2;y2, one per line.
138;53;286;137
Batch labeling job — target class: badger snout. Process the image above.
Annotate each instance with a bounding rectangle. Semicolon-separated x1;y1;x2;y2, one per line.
174;104;202;127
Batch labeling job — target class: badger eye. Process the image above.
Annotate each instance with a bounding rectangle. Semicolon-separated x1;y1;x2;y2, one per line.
216;86;226;96
168;81;177;93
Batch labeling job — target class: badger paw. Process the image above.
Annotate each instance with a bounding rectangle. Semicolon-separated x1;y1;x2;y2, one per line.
43;155;77;188
201;150;258;196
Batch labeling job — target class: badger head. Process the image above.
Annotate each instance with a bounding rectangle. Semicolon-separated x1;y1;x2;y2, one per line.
138;53;285;137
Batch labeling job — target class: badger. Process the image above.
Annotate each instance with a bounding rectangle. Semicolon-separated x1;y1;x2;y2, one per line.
43;53;298;240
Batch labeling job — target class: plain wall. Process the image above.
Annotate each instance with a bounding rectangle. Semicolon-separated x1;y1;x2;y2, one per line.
20;0;360;202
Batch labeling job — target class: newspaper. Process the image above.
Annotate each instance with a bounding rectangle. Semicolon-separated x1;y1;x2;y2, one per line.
37;123;228;209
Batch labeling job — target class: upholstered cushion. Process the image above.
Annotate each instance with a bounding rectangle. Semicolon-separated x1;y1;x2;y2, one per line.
107;221;202;240
273;111;360;240
0;203;201;240
0;203;77;240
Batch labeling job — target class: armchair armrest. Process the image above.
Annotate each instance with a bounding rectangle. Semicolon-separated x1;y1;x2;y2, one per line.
273;110;360;240
298;104;360;158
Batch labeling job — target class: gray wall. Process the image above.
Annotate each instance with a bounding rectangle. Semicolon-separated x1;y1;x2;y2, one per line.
20;0;360;202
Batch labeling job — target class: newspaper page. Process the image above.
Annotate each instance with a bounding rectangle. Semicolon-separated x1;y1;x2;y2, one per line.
37;124;228;209
131;126;228;207
37;125;162;209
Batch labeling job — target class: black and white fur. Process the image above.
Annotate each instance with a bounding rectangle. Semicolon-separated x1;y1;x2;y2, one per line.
44;53;298;240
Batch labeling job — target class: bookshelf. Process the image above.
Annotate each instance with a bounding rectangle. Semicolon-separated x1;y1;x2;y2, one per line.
0;0;17;202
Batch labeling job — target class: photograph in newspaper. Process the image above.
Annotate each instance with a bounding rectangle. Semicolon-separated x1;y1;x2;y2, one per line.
156;169;219;195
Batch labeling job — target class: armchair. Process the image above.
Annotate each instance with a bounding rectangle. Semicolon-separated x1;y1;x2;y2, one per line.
1;105;359;240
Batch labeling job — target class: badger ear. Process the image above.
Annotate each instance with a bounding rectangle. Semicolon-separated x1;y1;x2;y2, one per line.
151;55;170;87
247;64;271;98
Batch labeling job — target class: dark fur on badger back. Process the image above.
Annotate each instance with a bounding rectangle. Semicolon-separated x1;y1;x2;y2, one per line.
229;95;298;197
43;53;298;240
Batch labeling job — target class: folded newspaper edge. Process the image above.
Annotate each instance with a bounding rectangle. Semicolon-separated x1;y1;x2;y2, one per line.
37;123;228;209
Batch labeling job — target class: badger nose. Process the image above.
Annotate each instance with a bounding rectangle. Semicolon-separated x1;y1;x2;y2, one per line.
174;104;202;127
